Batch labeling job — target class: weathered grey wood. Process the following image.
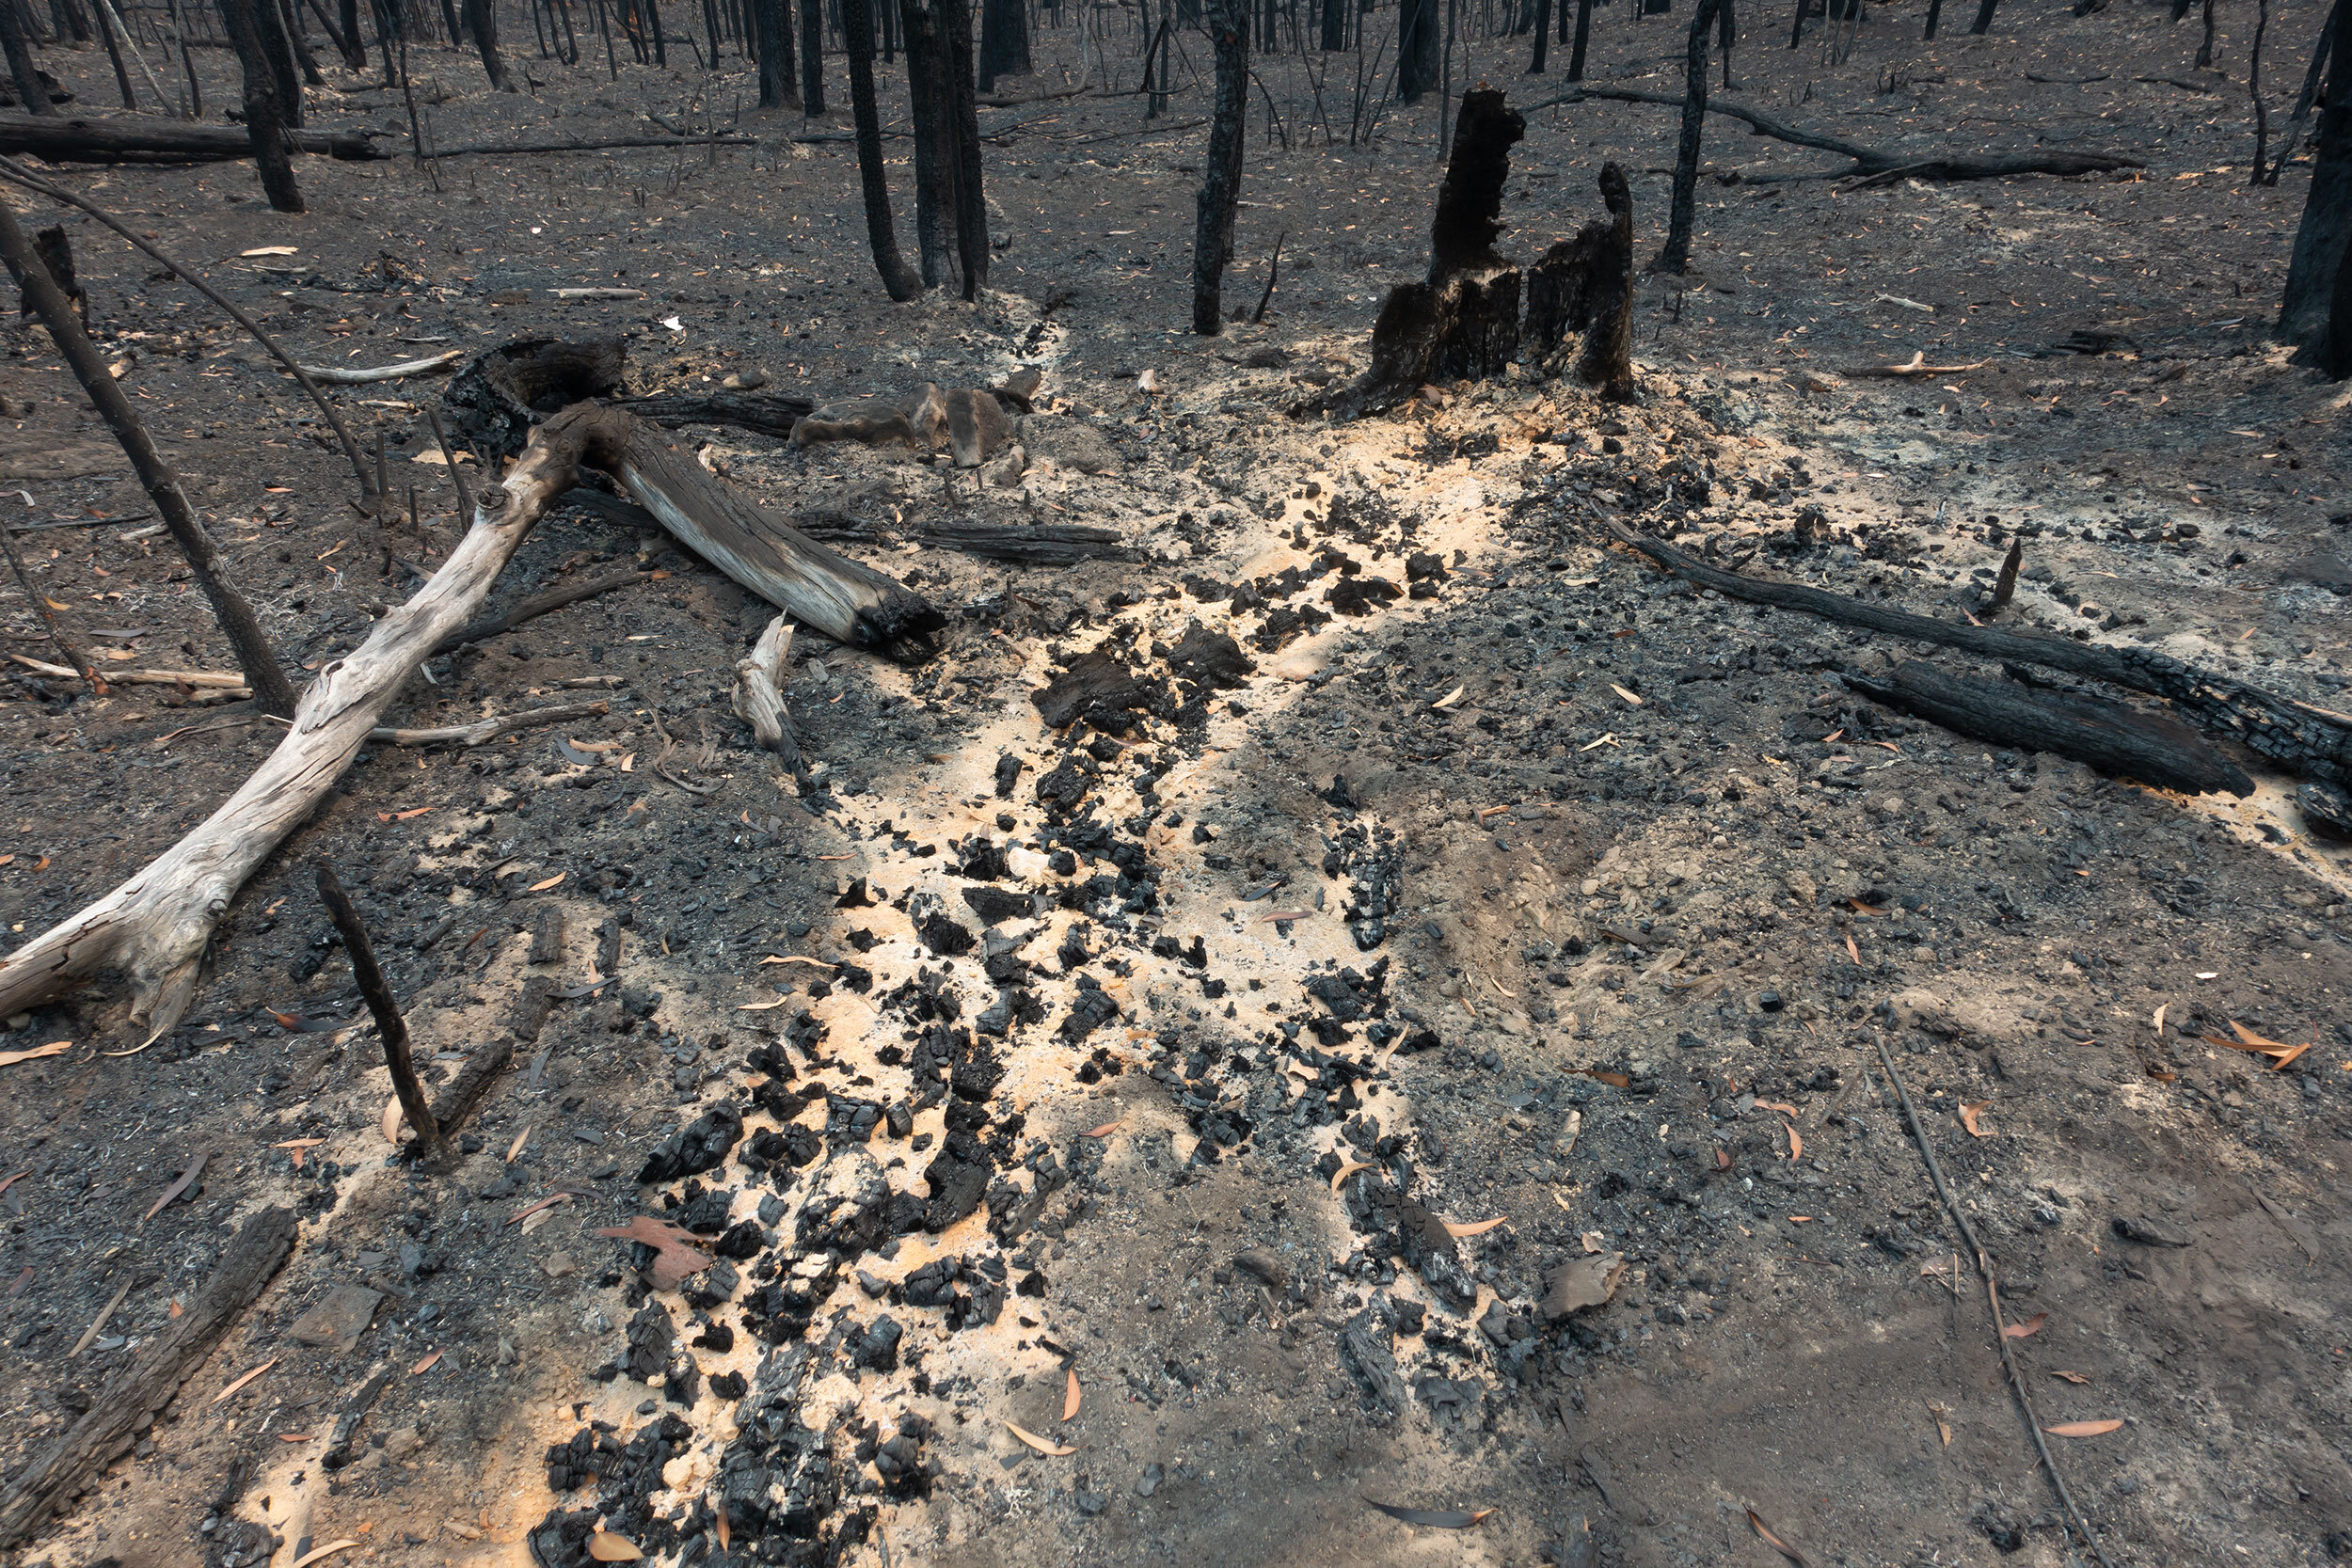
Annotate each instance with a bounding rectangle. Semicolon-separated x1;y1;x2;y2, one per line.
0;1207;297;1549
733;614;804;781
0;407;608;1038
584;408;944;661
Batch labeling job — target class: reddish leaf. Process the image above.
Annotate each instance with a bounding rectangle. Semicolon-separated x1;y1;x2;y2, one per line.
593;1216;714;1290
2003;1312;2049;1340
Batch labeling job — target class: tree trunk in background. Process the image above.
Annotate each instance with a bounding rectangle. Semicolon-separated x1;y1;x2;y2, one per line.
2293;0;2336;120
1566;0;1591;78
1923;0;1942;38
1320;0;1342;50
976;0;1025;90
1529;0;1549;70
1967;0;1995;33
219;0;304;210
901;0;955;288
939;0;987;298
2197;0;2216;66
1654;0;1720;274
94;0;137;106
251;0;306;121
843;0;920;298
800;0;822;111
2281;0;2352;369
279;0;327;85
437;0;462;45
464;0;514;86
340;0;366;63
755;0;796;104
1191;0;1247;333
0;3;48;122
47;0;86;43
1397;0;1437;100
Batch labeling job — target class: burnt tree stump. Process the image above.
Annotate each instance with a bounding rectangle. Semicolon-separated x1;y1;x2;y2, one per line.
1525;162;1636;399
1320;87;1527;416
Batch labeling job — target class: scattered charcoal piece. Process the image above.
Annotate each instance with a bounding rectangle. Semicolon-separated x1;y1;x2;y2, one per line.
1031;643;1171;733
910;892;976;956
2112;1214;2191;1247
993;754;1025;798
636;1102;744;1184
961;885;1035;925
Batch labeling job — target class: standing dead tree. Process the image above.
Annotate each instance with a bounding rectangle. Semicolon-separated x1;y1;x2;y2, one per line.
1192;0;1249;332
0;402;942;1043
219;0;304;210
0;191;294;713
2281;0;2352;372
844;0;919;297
1654;0;1722;274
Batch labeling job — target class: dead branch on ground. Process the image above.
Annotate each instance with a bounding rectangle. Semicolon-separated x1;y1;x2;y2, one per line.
1531;86;2142;182
1612;523;2352;784
367;698;610;747
0;1206;296;1549
316;864;453;1168
733;614;805;783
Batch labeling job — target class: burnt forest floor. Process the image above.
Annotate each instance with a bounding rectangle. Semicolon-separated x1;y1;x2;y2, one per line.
1;3;2350;1567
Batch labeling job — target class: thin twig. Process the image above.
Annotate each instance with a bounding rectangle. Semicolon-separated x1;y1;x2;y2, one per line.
0;523;103;698
423;408;477;517
316;864;452;1168
0;156;377;506
1874;1038;2115;1568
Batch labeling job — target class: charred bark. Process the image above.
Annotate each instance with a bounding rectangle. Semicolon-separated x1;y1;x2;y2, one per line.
1525;161;1634;397
219;0;304;208
1398;0;1438;100
901;0;955;287
843;0;920;298
0;111;383;161
940;0;988;298
800;0;823;112
976;0;1026;91
1613;522;2352;786
1654;0;1720;275
2281;0;2352;368
1566;0;1591;76
0;0;52;117
464;0;515;87
1192;0;1249;333
754;0;796;107
1316;87;1524;411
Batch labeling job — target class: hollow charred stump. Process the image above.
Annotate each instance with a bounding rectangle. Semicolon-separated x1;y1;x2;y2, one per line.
1321;87;1524;408
1525;161;1634;398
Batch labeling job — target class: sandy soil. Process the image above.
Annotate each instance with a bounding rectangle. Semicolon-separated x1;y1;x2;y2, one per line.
1;2;2349;1566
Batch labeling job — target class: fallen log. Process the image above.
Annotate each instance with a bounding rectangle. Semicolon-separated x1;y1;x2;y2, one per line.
0;1206;296;1549
0;411;596;1039
596;409;942;659
614;389;815;440
1529;87;2142;182
1844;660;2253;797
0;406;937;1037
0;111;388;162
423;134;758;157
561;488;1132;567
1611;523;2352;784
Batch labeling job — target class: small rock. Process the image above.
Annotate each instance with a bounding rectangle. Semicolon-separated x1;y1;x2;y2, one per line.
541;1251;580;1279
1541;1253;1627;1321
1136;1463;1165;1497
1232;1249;1286;1291
287;1285;384;1354
721;369;769;391
2112;1214;2190;1247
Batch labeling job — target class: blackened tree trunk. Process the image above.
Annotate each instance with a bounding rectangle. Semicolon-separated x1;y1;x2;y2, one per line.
253;0;306;122
48;0;87;42
800;0;822;111
341;0;367;63
279;0;327;86
306;0;367;66
1654;0;1720;274
94;0;136;106
1192;0;1247;333
437;0;462;45
1566;0;1591;77
464;0;514;86
1529;0;1549;70
1967;0;1995;34
1923;0;1942;38
939;0;987;298
1320;0;1342;49
647;0;669;64
975;0;1025;89
755;0;797;105
843;0;919;298
2281;0;2352;369
2295;0;2338;119
901;0;956;288
2197;0;2216;66
1397;0;1437;100
219;0;304;212
1717;0;1732;85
